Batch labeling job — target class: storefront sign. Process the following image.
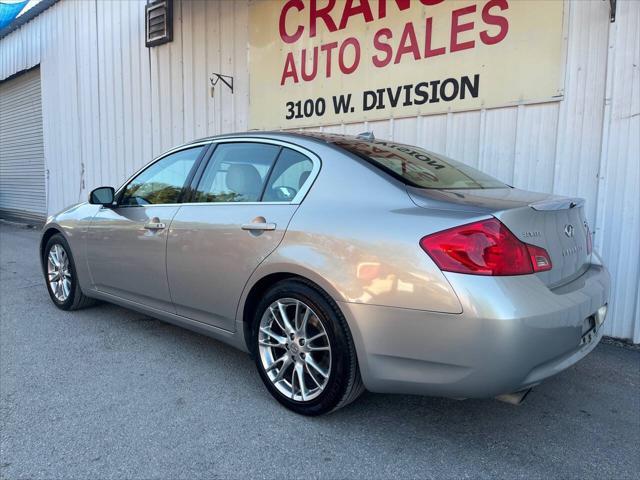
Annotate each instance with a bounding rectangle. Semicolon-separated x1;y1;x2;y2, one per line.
248;0;565;129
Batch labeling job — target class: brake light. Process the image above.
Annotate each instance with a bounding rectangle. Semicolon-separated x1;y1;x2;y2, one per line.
585;222;593;254
420;218;552;276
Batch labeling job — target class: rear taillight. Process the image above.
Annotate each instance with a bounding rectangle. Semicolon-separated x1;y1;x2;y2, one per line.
526;243;553;272
585;222;593;254
419;218;552;276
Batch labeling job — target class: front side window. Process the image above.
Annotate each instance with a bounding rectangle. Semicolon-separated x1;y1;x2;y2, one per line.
194;143;281;203
120;146;203;205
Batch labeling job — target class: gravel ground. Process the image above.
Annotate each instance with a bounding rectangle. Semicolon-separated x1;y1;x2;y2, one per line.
1;221;639;479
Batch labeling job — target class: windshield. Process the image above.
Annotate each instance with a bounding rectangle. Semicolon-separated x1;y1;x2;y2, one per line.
329;137;507;190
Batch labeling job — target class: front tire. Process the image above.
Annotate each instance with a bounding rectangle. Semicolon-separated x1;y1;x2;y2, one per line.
43;233;95;311
253;279;364;415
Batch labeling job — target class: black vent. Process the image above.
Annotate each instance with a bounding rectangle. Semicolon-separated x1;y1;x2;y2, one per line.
145;0;173;47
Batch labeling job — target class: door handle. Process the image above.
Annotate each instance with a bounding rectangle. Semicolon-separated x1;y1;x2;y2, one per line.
241;222;276;231
144;222;166;230
144;217;166;230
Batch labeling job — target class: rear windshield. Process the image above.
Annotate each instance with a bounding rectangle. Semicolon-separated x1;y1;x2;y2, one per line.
332;138;506;190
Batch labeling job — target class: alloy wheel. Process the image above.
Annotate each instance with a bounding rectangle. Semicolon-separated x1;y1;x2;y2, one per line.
47;244;72;302
258;298;332;402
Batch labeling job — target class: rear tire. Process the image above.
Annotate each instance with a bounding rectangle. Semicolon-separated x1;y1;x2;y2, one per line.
43;233;96;311
253;279;364;415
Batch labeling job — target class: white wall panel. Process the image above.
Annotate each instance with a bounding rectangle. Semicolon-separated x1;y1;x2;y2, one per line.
444;111;482;168
417;114;448;155
595;0;640;341
477;107;517;185
513;104;559;193
553;0;610;225
0;0;637;340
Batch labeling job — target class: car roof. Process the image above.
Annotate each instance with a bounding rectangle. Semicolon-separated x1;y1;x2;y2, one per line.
184;131;370;148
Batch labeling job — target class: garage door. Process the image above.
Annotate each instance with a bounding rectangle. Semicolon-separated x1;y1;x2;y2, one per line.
0;67;46;223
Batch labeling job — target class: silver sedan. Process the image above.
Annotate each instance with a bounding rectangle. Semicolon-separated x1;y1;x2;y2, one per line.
40;132;610;415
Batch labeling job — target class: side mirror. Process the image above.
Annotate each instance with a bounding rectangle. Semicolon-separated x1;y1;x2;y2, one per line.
89;186;115;206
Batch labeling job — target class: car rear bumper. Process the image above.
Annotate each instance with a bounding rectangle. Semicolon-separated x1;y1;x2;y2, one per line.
339;261;610;398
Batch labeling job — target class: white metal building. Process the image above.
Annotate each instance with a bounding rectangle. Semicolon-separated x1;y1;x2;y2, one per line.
0;0;638;341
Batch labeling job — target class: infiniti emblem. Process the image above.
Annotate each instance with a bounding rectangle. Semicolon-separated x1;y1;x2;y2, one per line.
564;224;575;238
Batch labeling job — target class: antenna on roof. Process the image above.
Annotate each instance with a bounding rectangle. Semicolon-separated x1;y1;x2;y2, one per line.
356;131;375;141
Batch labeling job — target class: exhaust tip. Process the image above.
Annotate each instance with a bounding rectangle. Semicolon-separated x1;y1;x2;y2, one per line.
495;388;532;405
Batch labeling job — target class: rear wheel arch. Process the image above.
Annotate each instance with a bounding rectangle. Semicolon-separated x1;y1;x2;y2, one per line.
241;272;346;355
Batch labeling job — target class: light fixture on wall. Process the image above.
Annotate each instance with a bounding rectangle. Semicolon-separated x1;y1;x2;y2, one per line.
210;73;234;96
606;0;616;22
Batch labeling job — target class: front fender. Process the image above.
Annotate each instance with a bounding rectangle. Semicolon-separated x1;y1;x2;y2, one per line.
40;202;100;293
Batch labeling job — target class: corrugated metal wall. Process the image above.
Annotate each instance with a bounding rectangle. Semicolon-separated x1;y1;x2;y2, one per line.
0;0;250;209
594;0;640;340
0;0;638;341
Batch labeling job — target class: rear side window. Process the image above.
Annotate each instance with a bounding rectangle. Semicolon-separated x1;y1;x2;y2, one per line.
334;138;506;190
263;149;313;202
194;143;280;202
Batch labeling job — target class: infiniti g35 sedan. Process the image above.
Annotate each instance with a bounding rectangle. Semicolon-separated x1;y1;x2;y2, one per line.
41;132;610;415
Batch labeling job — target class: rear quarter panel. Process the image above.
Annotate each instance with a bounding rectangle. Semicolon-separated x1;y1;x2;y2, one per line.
240;142;474;320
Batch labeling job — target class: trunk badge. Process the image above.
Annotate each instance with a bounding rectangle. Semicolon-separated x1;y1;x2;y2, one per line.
564;224;575;238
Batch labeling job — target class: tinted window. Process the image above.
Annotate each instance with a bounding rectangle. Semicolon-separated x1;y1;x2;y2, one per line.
332;138;506;189
194;143;280;202
120;146;203;205
263;149;313;202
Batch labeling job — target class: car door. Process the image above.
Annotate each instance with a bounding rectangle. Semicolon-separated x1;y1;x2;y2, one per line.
86;144;208;311
166;140;318;331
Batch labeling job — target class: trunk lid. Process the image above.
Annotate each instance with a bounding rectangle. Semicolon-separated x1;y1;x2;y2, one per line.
407;187;592;287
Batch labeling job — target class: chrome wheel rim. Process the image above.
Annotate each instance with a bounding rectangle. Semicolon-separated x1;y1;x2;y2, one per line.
47;244;72;302
258;298;332;402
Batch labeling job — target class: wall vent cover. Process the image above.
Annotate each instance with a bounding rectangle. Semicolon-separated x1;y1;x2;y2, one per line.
145;0;173;47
